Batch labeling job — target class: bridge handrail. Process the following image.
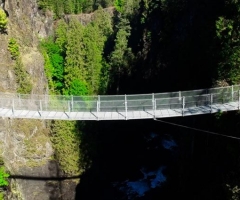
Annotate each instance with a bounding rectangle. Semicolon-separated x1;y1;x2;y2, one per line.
0;84;239;101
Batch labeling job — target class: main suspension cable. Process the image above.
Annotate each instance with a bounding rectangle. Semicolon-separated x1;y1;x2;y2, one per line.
154;118;240;140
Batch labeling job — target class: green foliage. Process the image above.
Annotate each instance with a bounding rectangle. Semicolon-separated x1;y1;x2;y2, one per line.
37;0;50;11
14;58;32;94
8;38;20;60
41;8;113;95
64;19;87;94
216;17;234;39
40;47;55;92
40;20;68;93
99;60;110;93
37;0;115;17
66;79;88;96
215;0;240;84
87;8;113;93
109;17;133;93
0;158;3;166
0;192;4;200
0;157;9;196
0;166;9;187
41;39;64;92
115;0;140;17
92;8;113;38
55;20;68;52
50;121;85;175
215;110;224;120
39;9;117;177
226;184;240;200
84;24;104;93
7;38;32;94
0;8;7;31
94;0;114;9
114;0;124;12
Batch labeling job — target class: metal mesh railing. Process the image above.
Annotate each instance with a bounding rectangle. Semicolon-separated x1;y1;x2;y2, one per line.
0;85;239;117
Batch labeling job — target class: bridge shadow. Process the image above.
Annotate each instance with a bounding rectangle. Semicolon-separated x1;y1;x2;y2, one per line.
9;175;79;200
8;160;79;200
9;175;80;181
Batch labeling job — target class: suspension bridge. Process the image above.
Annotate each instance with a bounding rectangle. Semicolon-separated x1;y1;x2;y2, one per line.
0;85;239;120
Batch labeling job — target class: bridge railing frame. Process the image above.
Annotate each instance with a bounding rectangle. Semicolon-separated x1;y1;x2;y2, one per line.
0;84;240;120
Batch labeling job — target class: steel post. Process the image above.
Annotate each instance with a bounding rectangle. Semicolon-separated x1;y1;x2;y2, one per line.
68;101;70;113
40;100;42;112
182;96;185;116
210;94;213;113
238;90;240;110
152;93;155;113
98;95;100;112
125;94;127;120
71;95;73;111
12;99;14;115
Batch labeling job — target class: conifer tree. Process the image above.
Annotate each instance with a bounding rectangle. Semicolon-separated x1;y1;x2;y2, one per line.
55;19;68;53
109;17;133;93
216;0;240;84
83;9;113;93
84;24;103;93
64;19;87;95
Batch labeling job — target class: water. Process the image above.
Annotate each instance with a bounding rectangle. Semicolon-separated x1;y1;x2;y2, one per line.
112;132;177;199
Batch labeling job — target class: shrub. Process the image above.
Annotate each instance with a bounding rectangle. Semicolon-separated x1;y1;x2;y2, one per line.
50;120;85;175
14;58;32;94
0;166;9;187
0;9;7;31
8;38;20;60
0;192;4;200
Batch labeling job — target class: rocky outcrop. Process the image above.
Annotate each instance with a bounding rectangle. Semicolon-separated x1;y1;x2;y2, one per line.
0;0;53;94
0;1;72;200
64;6;115;25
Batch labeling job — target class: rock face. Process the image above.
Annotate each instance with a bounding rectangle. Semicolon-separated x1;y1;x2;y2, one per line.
0;1;76;200
64;6;115;25
0;0;53;94
3;0;53;94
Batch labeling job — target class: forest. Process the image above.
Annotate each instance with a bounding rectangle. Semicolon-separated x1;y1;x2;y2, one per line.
34;0;240;199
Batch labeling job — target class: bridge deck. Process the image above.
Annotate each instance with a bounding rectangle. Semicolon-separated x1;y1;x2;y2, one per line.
0;102;237;120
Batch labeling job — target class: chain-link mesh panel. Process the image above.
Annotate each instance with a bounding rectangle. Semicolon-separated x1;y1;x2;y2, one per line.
185;94;210;108
154;92;180;99
40;100;69;112
14;99;39;110
127;94;152;100
155;97;182;110
181;89;208;97
99;100;125;112
233;91;239;101
72;96;98;101
212;92;232;104
127;99;153;111
208;86;232;94
233;85;240;91
0;98;14;108
0;93;18;99
72;101;97;112
99;95;125;101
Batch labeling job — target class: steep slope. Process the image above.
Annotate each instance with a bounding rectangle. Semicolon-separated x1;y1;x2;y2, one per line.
0;1;74;199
